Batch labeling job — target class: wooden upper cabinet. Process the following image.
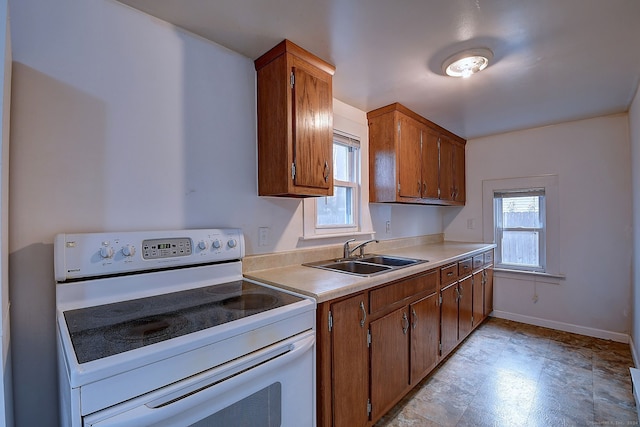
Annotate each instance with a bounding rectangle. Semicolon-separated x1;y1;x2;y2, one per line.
255;40;335;197
367;103;466;206
439;136;466;203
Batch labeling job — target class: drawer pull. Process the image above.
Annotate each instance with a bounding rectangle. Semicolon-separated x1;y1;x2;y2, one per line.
447;272;454;277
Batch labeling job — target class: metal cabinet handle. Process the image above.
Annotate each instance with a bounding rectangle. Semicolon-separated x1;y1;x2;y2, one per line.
447;272;454;277
459;284;464;298
359;301;366;327
454;286;460;301
422;182;427;194
411;308;417;329
402;312;409;335
323;161;330;182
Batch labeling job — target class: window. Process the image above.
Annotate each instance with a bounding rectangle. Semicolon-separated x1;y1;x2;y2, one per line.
494;189;546;272
302;131;363;238
316;132;360;229
482;175;562;278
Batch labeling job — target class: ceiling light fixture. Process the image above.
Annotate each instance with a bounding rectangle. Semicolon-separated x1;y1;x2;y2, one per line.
442;48;493;78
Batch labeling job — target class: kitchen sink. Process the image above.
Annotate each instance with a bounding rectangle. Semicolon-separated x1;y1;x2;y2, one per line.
304;255;427;277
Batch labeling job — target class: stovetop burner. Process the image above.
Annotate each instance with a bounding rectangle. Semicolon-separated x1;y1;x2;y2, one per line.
63;280;303;363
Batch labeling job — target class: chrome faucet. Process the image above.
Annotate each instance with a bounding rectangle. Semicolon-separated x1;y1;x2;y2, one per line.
343;238;379;259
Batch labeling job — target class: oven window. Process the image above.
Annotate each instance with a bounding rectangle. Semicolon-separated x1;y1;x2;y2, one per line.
190;382;281;427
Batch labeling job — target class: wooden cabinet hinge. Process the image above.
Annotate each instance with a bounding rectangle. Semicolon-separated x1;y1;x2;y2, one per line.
328;310;333;332
291;162;296;180
367;329;371;348
290;71;295;88
367;399;372;417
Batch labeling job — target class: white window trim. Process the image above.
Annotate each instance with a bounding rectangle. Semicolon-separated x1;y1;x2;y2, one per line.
302;130;374;240
494;189;546;272
482;175;564;279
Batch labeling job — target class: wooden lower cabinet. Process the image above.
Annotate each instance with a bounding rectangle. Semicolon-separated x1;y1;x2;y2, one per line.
370;307;409;420
484;267;494;316
317;250;494;427
458;275;473;338
472;270;484;327
327;294;369;427
440;282;458;358
409;292;439;384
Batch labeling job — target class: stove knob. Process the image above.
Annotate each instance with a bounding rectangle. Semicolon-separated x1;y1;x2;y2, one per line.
121;245;136;257
197;240;208;250
212;239;221;249
227;239;237;249
99;246;114;259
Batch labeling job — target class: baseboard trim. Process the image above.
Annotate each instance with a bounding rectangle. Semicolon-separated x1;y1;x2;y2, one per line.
491;310;629;343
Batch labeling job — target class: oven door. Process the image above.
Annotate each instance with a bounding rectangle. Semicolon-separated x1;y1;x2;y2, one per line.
83;330;315;427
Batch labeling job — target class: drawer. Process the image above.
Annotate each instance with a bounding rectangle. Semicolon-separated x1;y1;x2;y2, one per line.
440;263;458;287
472;255;484;271
458;258;473;277
370;270;438;314
484;250;494;265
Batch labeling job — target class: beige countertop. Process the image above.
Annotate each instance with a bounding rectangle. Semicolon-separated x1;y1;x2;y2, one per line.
244;241;495;303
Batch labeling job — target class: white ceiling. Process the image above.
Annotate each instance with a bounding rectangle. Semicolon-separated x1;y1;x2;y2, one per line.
116;0;640;139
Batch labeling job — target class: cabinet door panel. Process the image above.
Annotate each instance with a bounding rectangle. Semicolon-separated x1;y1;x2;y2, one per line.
484;267;494;316
332;295;369;427
458;276;473;340
410;293;439;384
292;66;333;191
453;141;466;202
440;283;458;357
472;271;484;327
371;308;409;420
397;115;422;198
421;130;440;199
439;137;454;201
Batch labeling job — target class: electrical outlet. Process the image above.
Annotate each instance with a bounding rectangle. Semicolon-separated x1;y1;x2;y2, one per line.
385;221;391;233
258;227;269;247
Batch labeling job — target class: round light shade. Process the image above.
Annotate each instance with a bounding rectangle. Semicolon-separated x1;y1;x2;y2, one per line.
442;48;493;78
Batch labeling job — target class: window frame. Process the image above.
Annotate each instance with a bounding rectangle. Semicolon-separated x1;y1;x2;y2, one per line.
482;175;563;278
302;131;365;238
493;189;546;273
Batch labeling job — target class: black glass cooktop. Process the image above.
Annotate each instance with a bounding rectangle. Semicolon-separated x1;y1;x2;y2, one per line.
63;280;304;364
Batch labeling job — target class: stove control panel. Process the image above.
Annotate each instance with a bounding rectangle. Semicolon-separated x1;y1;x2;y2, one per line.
54;228;245;282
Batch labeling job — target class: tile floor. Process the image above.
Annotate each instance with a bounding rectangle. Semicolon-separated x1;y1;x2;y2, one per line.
375;317;638;427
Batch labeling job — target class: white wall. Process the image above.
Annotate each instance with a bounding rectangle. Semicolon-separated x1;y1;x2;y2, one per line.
8;0;444;424
630;83;640;363
445;114;632;340
0;0;11;424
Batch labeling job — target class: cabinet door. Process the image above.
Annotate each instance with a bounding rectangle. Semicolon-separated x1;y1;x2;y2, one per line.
421;130;440;199
410;293;439;384
483;267;494;316
331;294;369;427
397;115;422;199
439;136;455;201
458;275;473;340
440;283;458;357
472;271;484;327
452;141;465;202
370;307;409;421
292;66;333;191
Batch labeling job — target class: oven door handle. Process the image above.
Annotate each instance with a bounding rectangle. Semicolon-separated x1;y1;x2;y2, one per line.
84;331;315;426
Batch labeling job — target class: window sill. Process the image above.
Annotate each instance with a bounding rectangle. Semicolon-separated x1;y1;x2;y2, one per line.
494;267;565;280
300;230;375;241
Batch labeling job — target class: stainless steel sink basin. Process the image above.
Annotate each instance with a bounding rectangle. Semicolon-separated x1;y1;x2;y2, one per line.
318;261;392;275
359;255;420;267
304;254;427;277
